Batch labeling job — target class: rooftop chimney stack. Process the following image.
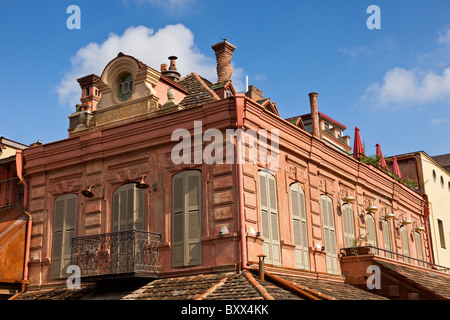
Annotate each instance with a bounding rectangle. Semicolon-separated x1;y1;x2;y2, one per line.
77;74;101;111
309;92;320;138
161;56;180;82
211;40;236;83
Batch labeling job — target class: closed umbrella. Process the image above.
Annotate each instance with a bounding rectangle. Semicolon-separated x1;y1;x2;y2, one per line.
391;156;402;178
353;127;365;160
375;143;388;168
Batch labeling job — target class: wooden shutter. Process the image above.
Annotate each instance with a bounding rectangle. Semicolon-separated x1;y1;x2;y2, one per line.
321;195;338;274
290;183;309;270
400;226;410;263
51;194;77;279
366;214;378;254
258;171;281;266
415;232;424;267
382;220;393;259
342;204;355;248
186;171;202;266
172;174;185;267
113;183;146;232
172;170;202;267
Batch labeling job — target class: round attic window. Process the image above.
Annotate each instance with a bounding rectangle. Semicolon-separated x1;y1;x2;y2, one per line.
118;73;133;101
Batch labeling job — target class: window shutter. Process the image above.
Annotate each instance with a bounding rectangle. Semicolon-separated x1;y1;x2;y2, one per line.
321;195;338;274
172;174;185;267
290;183;309;270
258;171;281;266
343;205;355;248
119;188;128;231
382;220;393;259
127;186;134;230
366;214;378;254
400;226;410;263
51;194;77;279
112;193;119;232
186;171;202;266
135;188;145;230
415;232;424;266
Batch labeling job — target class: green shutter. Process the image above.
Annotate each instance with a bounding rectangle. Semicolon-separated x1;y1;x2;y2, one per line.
172;174;184;267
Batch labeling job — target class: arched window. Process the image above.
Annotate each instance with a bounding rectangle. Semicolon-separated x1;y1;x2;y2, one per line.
51;194;78;279
258;170;281;266
382;219;393;259
289;183;309;270
400;226;410;263
342;204;355;248
172;170;202;267
112;183;145;232
321;195;338;274
366;214;378;254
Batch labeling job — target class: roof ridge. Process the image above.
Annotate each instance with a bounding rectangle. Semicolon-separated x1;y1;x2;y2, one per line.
194;276;228;300
192;73;221;101
242;269;275;300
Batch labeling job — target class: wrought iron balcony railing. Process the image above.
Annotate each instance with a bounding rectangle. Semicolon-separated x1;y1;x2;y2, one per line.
0;177;24;209
71;230;161;280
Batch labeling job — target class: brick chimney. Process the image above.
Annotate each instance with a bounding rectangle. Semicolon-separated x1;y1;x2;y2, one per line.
161;56;180;82
309;92;320;138
211;40;236;83
246;85;264;101
77;74;101;110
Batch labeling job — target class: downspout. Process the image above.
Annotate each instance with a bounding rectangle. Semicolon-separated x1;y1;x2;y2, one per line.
235;94;248;270
9;150;31;300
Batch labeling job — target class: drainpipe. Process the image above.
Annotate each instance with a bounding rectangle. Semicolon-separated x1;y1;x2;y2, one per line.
235;94;248;270
9;150;32;300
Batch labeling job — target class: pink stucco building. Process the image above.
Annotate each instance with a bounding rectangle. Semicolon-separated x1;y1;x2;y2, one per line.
12;40;450;300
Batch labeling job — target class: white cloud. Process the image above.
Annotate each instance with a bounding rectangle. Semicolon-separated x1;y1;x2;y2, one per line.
360;67;450;108
338;45;370;57
127;0;197;15
430;117;450;127
57;24;244;108
438;27;450;44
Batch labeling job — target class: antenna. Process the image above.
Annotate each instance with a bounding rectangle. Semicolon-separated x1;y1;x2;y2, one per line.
245;76;248;93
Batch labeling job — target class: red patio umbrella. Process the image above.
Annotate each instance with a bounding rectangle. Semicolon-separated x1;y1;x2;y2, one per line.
375;143;388;168
391;156;402;178
353;127;365;160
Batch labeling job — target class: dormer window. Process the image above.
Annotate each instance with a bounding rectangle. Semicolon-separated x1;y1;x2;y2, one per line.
118;73;133;101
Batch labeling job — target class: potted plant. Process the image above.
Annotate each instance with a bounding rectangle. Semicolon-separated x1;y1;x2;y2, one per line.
345;234;370;256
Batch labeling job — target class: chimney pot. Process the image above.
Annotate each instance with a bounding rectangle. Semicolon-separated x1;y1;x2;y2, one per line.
211;40;236;83
161;63;167;72
162;56;181;82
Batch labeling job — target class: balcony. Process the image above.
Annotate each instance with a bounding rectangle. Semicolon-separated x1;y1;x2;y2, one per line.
0;177;24;209
71;230;161;281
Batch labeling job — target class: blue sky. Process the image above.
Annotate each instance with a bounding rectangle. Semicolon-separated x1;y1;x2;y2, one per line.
1;0;450;158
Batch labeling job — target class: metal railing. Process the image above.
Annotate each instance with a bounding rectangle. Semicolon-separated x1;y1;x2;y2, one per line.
0;177;24;209
340;245;450;273
71;230;161;278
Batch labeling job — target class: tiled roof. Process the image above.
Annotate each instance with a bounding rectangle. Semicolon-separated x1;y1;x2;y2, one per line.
15;269;389;300
374;259;450;300
178;73;220;108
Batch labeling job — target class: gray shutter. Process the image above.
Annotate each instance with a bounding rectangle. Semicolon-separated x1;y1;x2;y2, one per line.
119;188;128;231
135;188;145;230
112;193;119;232
51;194;77;279
343;205;355;248
400;226;410;263
290;183;309;270
259;173;271;262
186;171;202;266
366;214;378;254
382;220;393;259
415;232;424;266
172;174;185;267
321;195;338;274
268;175;281;266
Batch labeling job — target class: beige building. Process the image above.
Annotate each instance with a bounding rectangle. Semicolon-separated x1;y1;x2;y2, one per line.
394;151;450;270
